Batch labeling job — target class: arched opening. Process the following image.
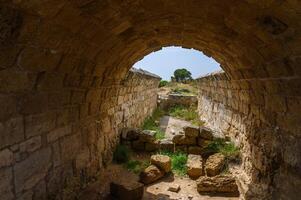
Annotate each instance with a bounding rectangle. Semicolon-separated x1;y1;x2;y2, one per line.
0;1;300;199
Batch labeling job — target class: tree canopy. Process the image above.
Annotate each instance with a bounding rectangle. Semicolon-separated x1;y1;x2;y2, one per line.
173;68;192;82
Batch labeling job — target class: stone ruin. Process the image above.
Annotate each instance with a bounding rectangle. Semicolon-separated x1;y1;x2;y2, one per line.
0;1;300;199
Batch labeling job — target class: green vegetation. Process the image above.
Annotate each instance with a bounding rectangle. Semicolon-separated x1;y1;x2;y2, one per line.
171;88;192;95
159;151;188;176
173;68;192;82
124;160;150;174
113;144;130;164
204;138;240;162
159;80;169;87
142;108;166;140
168;105;203;126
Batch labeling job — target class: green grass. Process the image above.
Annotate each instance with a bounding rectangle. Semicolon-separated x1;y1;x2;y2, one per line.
159;151;188;176
124;160;150;174
142;108;166;140
113;145;130;164
168;105;202;126
204;138;240;162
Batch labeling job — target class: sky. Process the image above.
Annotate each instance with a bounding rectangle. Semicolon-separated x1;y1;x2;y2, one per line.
133;46;222;80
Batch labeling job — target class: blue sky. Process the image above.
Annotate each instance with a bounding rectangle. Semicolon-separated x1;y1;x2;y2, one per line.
133;46;222;80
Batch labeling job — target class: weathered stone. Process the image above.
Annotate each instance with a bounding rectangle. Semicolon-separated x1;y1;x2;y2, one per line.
172;134;196;145
110;179;144;200
150;154;171;173
199;127;214;140
0;149;13;168
0;167;14;200
0;117;24;149
197;139;211;149
139;130;156;142
196;175;239;196
168;184;180;193
205;153;226;177
159;139;174;151
187;154;203;179
139;165;164;184
188;146;203;155
184;125;199;138
14;147;51;193
19;136;41;154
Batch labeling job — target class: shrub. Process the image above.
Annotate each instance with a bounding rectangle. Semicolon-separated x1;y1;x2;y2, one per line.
142;108;166;140
113;145;130;164
159;151;188;176
159;80;169;87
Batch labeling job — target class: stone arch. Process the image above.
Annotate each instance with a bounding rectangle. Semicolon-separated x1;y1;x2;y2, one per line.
0;0;300;199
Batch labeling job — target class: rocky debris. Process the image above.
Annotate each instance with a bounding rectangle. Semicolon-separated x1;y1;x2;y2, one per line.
196;175;239;196
199;127;214;140
172;134;196;145
187;154;203;179
139;130;156;142
110;179;144;200
183;125;199;138
150;154;172;173
188;146;202;155
140;165;165;184
205;153;226;176
121;128;140;141
168;184;180;193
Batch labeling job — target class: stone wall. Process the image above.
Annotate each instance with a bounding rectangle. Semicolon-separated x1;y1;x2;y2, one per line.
158;94;198;110
196;71;301;199
0;68;160;200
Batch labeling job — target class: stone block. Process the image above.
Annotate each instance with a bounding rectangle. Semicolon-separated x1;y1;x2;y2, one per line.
184;125;199;138
159;139;174;151
19;136;41;154
139;130;156;142
150;155;171;173
60;134;81;162
0;149;13;168
139;165;164;184
173;134;196;145
187;154;203;179
0;167;14;200
196;175;239;196
25;112;56;138
14;147;51;193
188;146;203;155
205;153;226;176
47;125;72;143
199;127;214;140
110;180;144;200
145;141;159;152
0;117;24;149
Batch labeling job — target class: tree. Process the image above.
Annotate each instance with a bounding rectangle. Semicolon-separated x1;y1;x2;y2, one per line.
173;68;192;82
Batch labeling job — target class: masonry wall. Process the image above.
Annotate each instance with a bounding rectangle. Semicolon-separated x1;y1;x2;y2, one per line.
196;71;301;199
0;67;160;200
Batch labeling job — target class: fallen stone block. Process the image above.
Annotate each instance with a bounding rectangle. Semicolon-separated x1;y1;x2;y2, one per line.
132;140;145;151
140;165;165;184
168;184;180;193
110;179;144;200
159;139;174;151
145;141;159;152
187;154;203;179
205;153;225;176
196;175;239;196
150;154;171;173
